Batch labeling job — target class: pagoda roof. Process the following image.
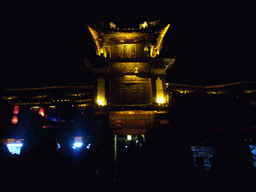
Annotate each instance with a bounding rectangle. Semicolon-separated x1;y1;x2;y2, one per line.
86;20;171;57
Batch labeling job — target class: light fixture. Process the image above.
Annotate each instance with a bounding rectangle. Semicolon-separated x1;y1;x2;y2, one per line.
72;142;83;149
127;135;132;140
157;97;164;104
7;143;23;147
97;100;104;106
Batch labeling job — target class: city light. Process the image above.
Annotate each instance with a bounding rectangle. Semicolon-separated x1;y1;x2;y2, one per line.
7;143;23;147
13;106;19;114
6;143;23;155
72;142;83;149
79;104;88;107
127;135;132;140
12;115;18;124
39;108;44;117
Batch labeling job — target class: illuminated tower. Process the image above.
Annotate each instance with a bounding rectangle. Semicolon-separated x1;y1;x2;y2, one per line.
85;20;175;136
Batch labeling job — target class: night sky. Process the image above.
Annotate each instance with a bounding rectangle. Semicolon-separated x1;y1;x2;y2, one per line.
2;1;255;89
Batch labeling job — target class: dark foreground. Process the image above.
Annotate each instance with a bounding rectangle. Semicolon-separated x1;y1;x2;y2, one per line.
2;133;256;190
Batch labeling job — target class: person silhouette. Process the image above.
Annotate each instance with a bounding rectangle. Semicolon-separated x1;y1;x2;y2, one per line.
137;135;144;147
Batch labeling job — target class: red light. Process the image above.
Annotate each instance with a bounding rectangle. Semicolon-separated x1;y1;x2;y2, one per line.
12;116;18;124
114;120;122;127
13;106;19;114
39;108;44;117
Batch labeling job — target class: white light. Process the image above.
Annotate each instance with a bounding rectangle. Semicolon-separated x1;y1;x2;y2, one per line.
87;143;91;149
72;142;83;149
157;97;164;104
7;143;23;147
6;143;23;155
98;100;104;106
127;135;132;140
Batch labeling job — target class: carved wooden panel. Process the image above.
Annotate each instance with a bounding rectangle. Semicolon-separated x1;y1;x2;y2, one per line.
130;45;136;58
109;62;151;74
123;86;130;104
137;44;144;58
116;87;122;104
123;45;129;58
138;84;145;103
115;45;121;58
112;44;146;59
130;84;137;103
109;112;156;129
113;82;149;105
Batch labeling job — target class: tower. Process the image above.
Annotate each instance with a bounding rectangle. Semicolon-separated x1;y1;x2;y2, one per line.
85;20;175;136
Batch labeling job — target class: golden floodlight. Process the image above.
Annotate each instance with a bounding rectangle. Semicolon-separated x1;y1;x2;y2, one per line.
157;97;164;104
97;99;104;106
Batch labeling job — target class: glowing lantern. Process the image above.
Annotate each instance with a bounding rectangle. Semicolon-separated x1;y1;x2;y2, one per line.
12;115;18;124
13;106;19;114
39;108;44;117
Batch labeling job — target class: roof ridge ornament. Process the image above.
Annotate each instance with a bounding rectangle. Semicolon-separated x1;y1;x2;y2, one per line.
109;22;116;30
139;21;148;29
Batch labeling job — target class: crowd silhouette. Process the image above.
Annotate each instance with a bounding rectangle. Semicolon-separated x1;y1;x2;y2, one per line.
1;112;256;190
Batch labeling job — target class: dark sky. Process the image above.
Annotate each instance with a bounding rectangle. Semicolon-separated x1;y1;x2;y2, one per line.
2;1;255;89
